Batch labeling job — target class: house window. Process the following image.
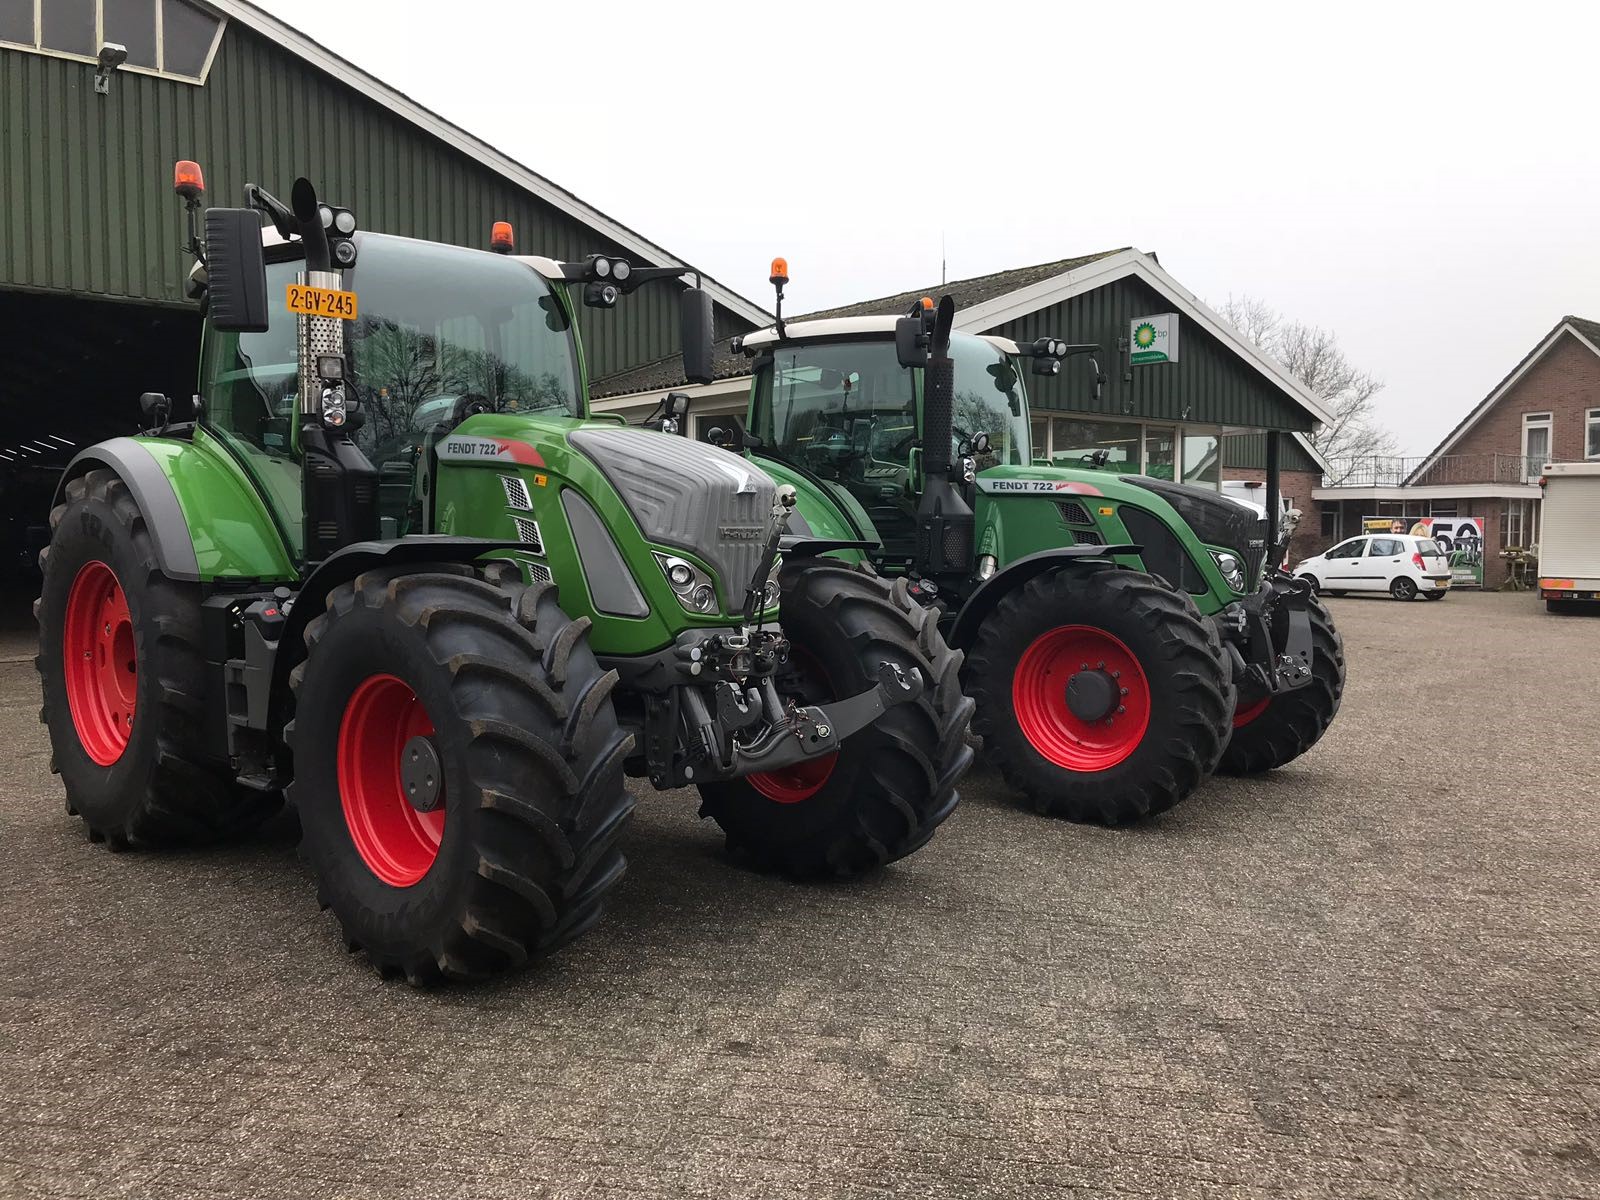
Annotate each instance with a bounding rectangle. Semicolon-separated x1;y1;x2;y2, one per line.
1501;500;1535;550
0;0;224;84
1522;412;1552;480
1320;507;1339;539
1587;409;1600;460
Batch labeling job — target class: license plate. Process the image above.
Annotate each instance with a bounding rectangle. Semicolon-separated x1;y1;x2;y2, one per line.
286;283;359;320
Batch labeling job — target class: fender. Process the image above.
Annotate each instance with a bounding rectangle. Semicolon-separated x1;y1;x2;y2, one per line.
946;545;1142;650
778;536;877;557
54;438;203;580
55;436;297;582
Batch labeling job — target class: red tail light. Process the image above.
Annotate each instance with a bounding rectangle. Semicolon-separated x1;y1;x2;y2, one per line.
1412;552;1425;569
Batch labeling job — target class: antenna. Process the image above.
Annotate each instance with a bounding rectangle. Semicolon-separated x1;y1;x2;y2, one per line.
941;232;947;286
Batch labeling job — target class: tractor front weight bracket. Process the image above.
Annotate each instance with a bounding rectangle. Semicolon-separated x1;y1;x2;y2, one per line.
1218;574;1315;706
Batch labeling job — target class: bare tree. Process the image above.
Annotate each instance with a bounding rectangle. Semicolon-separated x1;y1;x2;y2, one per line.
1218;295;1398;483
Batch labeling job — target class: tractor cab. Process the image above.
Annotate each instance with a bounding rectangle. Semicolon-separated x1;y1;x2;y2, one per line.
745;318;1032;563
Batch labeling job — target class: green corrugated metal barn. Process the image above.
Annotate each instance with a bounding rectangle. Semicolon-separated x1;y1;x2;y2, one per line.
0;0;767;562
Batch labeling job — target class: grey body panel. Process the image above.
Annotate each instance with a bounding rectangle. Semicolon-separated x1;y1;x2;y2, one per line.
54;438;202;581
560;490;650;617
569;427;777;607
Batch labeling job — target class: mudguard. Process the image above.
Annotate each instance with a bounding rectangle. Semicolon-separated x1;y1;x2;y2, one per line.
947;545;1141;650
54;438;203;580
54;436;297;582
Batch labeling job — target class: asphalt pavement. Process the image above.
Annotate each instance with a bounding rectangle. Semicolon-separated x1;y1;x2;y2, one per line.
1;590;1596;1199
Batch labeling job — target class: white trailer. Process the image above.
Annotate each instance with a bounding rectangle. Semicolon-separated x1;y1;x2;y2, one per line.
1538;462;1600;613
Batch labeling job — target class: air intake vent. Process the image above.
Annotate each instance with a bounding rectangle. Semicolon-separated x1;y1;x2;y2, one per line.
513;516;543;551
500;474;532;511
1072;528;1104;546
524;561;553;584
1056;499;1093;525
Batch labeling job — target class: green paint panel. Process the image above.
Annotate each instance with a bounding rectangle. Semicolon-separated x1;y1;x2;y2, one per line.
1222;432;1322;473
992;276;1314;434
132;431;298;581
431;412;755;658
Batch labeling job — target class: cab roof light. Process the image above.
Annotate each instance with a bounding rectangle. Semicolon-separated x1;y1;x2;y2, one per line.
490;220;514;254
920;296;934;310
769;257;789;285
173;160;205;200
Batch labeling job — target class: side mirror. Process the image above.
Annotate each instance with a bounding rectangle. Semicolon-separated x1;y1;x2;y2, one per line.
895;316;928;369
204;208;269;332
681;287;715;385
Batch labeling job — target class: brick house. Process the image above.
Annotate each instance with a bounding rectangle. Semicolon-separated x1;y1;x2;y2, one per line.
1314;316;1600;587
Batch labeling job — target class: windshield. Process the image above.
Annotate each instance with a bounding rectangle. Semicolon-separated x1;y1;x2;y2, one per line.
950;333;1030;467
752;333;1031;471
347;233;581;430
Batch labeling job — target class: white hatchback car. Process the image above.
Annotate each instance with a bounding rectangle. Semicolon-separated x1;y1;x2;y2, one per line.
1294;533;1453;600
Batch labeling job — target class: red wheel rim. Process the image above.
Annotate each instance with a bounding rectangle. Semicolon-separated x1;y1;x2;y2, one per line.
1233;695;1272;729
1012;625;1151;771
63;561;137;766
749;753;837;804
337;674;445;887
747;647;838;804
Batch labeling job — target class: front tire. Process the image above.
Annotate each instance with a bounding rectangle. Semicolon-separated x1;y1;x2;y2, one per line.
35;468;277;847
288;564;634;983
697;560;971;878
966;567;1232;825
1218;594;1345;775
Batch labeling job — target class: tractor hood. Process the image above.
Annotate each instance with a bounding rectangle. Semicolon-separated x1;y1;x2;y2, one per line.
568;426;779;598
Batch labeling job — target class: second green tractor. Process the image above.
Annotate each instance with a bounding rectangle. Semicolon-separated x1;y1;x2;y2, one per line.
696;279;1346;824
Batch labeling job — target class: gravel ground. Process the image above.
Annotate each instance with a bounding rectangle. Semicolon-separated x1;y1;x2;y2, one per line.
1;590;1596;1200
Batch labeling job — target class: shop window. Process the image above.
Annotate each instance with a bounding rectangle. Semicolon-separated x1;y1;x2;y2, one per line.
0;0;223;84
1144;425;1176;480
1181;432;1221;487
1051;418;1142;473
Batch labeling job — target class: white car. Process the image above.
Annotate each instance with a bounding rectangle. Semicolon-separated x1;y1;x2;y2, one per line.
1293;533;1452;601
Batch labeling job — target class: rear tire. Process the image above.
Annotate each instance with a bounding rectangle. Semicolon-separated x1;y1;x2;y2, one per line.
288;563;634;983
35;468;278;847
966;567;1232;825
697;560;971;878
1391;577;1418;601
1218;594;1345;775
1423;590;1447;601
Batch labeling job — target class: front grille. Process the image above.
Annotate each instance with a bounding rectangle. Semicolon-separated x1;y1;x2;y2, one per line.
1056;499;1093;525
513;516;543;551
500;474;532;511
1120;507;1208;595
1072;528;1104;546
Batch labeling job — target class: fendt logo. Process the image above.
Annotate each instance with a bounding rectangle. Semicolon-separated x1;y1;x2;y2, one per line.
719;526;763;540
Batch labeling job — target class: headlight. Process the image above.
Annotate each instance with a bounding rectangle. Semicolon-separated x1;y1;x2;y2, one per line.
1211;551;1247;592
655;552;719;613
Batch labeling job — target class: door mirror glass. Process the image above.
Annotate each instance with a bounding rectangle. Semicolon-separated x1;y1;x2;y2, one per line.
203;208;269;332
681;287;715;385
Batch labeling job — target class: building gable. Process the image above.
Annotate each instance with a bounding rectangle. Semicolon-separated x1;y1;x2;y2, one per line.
1409;318;1600;480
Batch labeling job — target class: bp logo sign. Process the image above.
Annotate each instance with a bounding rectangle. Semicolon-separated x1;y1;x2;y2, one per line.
1129;313;1179;365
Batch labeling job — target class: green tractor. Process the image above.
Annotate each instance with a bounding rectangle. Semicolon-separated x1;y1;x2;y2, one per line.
699;277;1344;824
33;167;971;984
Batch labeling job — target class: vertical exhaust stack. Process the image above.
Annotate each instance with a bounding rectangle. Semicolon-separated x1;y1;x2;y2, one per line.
915;296;974;577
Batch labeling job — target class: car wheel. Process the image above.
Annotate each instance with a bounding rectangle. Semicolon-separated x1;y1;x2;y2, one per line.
1299;573;1321;594
1423;590;1447;601
1390;577;1418;601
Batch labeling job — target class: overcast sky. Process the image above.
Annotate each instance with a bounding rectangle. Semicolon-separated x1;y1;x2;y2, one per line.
257;0;1600;455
